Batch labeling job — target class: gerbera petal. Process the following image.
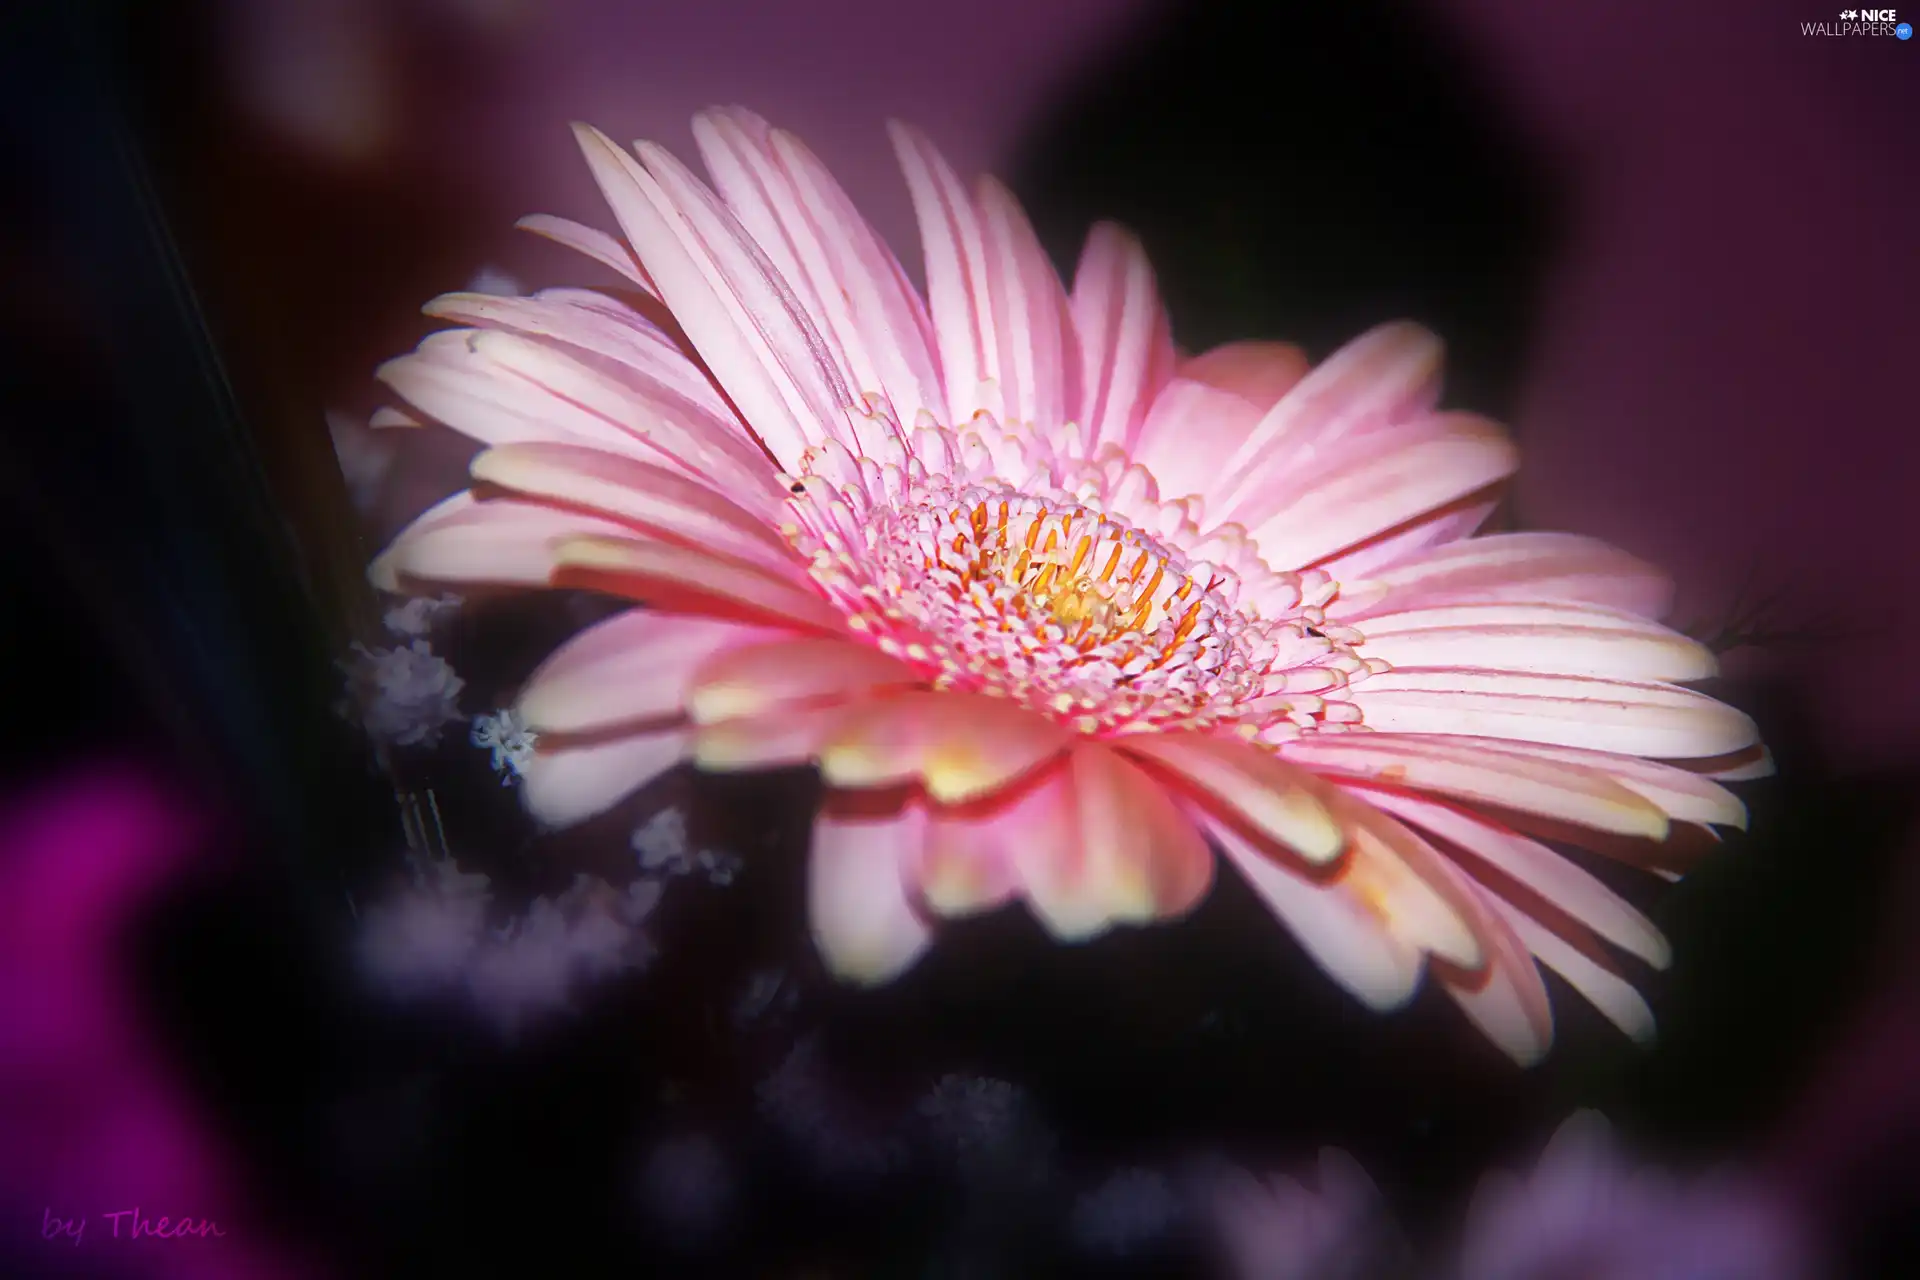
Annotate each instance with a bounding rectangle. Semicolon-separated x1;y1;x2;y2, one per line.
515;212;657;293
1357;788;1670;968
368;405;423;428
692;701;855;771
1408;736;1748;829
642;134;869;441
516;610;787;735
685;636;923;724
1119;733;1345;865
1214;321;1445;523
1275;732;1670;839
1329;532;1675;622
1201;812;1424;1012
1353;602;1717;682
983;767;1106;939
1311;496;1499;585
551;534;846;632
1496;904;1658;1043
520;725;691;828
1246;413;1520;570
1070;223;1177;452
420;289;781;502
977;175;1076;432
470;329;754;467
371;494;633;592
570;124;835;469
1350;670;1761;758
818;692;1071;804
377;330;632;452
1679;743;1775;781
765;126;947;423
1133;340;1310;503
1069;742;1214;926
1341;807;1556;1064
469;441;800;578
695;108;946;425
368;490;471;590
889;121;1001;422
1431;886;1556;1067
917;790;1027;919
809;792;934;985
1330;794;1487;972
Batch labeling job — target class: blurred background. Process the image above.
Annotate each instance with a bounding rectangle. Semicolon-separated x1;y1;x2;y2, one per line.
1;0;1916;1275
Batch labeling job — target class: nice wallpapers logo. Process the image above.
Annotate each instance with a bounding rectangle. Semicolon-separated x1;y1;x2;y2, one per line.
1803;8;1914;35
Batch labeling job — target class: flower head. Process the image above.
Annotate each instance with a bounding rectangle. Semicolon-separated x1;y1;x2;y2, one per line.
370;108;1765;1062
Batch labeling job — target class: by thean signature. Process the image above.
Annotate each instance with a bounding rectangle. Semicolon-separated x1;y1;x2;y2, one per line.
42;1207;227;1244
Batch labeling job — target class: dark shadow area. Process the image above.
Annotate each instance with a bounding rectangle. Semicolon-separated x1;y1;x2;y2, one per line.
1010;0;1560;426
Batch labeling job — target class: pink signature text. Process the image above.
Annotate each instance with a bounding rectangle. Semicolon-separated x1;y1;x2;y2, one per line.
42;1207;228;1244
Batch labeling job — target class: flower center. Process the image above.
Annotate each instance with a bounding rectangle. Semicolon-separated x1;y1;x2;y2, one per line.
787;473;1324;737
964;500;1214;660
776;415;1378;739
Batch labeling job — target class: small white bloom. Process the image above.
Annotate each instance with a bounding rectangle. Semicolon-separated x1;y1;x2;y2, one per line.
695;847;742;887
555;874;654;976
470;708;538;783
632;808;694;876
624;876;667;925
342;640;465;748
919;1075;1031;1160
384;593;463;639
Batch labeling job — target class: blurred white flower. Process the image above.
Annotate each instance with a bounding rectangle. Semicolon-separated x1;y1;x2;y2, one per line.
695;847;742;887
471;708;538;783
466;875;660;1034
383;593;463;639
1458;1111;1821;1280
466;897;577;1033
341;639;465;748
632;808;694;876
755;1034;910;1181
359;852;661;1034
625;876;667;924
1204;1148;1406;1280
918;1075;1039;1167
356;856;492;991
1071;1167;1182;1258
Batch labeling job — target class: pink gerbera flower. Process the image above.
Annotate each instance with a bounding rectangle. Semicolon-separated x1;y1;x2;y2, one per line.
368;108;1766;1064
